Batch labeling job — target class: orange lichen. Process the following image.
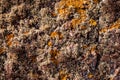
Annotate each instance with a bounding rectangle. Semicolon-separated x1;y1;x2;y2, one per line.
57;8;69;16
80;26;87;30
71;19;81;27
82;45;88;49
56;0;90;25
99;19;120;34
89;19;97;26
0;47;5;55
59;32;63;39
48;41;52;46
51;12;57;17
6;33;14;47
50;58;58;65
61;75;67;80
93;0;100;4
6;34;14;41
23;31;29;35
59;70;68;80
50;49;59;57
50;32;63;39
88;73;94;78
50;32;59;38
7;41;12;47
50;49;60;65
90;45;96;53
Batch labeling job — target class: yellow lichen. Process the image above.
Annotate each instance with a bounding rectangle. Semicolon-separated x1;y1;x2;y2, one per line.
89;19;97;26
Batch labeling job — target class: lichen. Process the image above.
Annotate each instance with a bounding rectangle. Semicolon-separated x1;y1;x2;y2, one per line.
99;19;120;34
50;49;60;65
0;47;5;55
89;19;97;26
55;0;90;27
50;32;63;39
59;70;68;80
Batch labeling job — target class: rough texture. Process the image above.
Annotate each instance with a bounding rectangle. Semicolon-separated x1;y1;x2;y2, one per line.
0;0;120;80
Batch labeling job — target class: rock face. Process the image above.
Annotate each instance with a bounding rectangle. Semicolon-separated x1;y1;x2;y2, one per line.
0;0;120;80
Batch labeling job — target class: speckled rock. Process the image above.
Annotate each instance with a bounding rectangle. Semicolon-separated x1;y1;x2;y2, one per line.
0;0;120;80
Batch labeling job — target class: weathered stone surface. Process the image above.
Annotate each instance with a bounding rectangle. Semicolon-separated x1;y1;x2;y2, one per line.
0;0;120;80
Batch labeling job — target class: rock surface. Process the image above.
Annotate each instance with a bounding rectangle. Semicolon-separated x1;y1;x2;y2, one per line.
0;0;120;80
